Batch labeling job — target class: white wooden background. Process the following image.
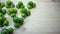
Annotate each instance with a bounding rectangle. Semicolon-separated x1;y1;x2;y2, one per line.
0;0;60;34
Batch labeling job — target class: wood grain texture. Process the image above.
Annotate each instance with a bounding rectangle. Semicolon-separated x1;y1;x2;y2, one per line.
0;0;60;34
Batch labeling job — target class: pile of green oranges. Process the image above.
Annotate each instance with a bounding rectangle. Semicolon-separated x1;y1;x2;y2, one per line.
0;0;36;34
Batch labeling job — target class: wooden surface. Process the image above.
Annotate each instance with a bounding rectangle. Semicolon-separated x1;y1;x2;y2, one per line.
0;0;60;34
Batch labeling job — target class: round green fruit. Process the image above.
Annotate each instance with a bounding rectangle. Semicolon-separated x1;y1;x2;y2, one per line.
3;20;9;26
3;16;6;20
28;1;33;7
20;5;25;8
2;9;6;15
19;18;24;25
5;5;10;8
7;11;10;15
16;5;20;9
0;13;3;16
0;22;3;27
8;8;17;14
1;2;5;7
13;16;19;23
7;28;14;34
11;4;15;8
0;16;3;22
20;8;27;13
26;10;31;16
1;28;9;34
0;9;2;13
27;5;32;9
33;3;36;8
10;13;16;17
14;23;20;28
6;1;12;5
18;1;23;6
21;13;26;18
19;18;24;23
